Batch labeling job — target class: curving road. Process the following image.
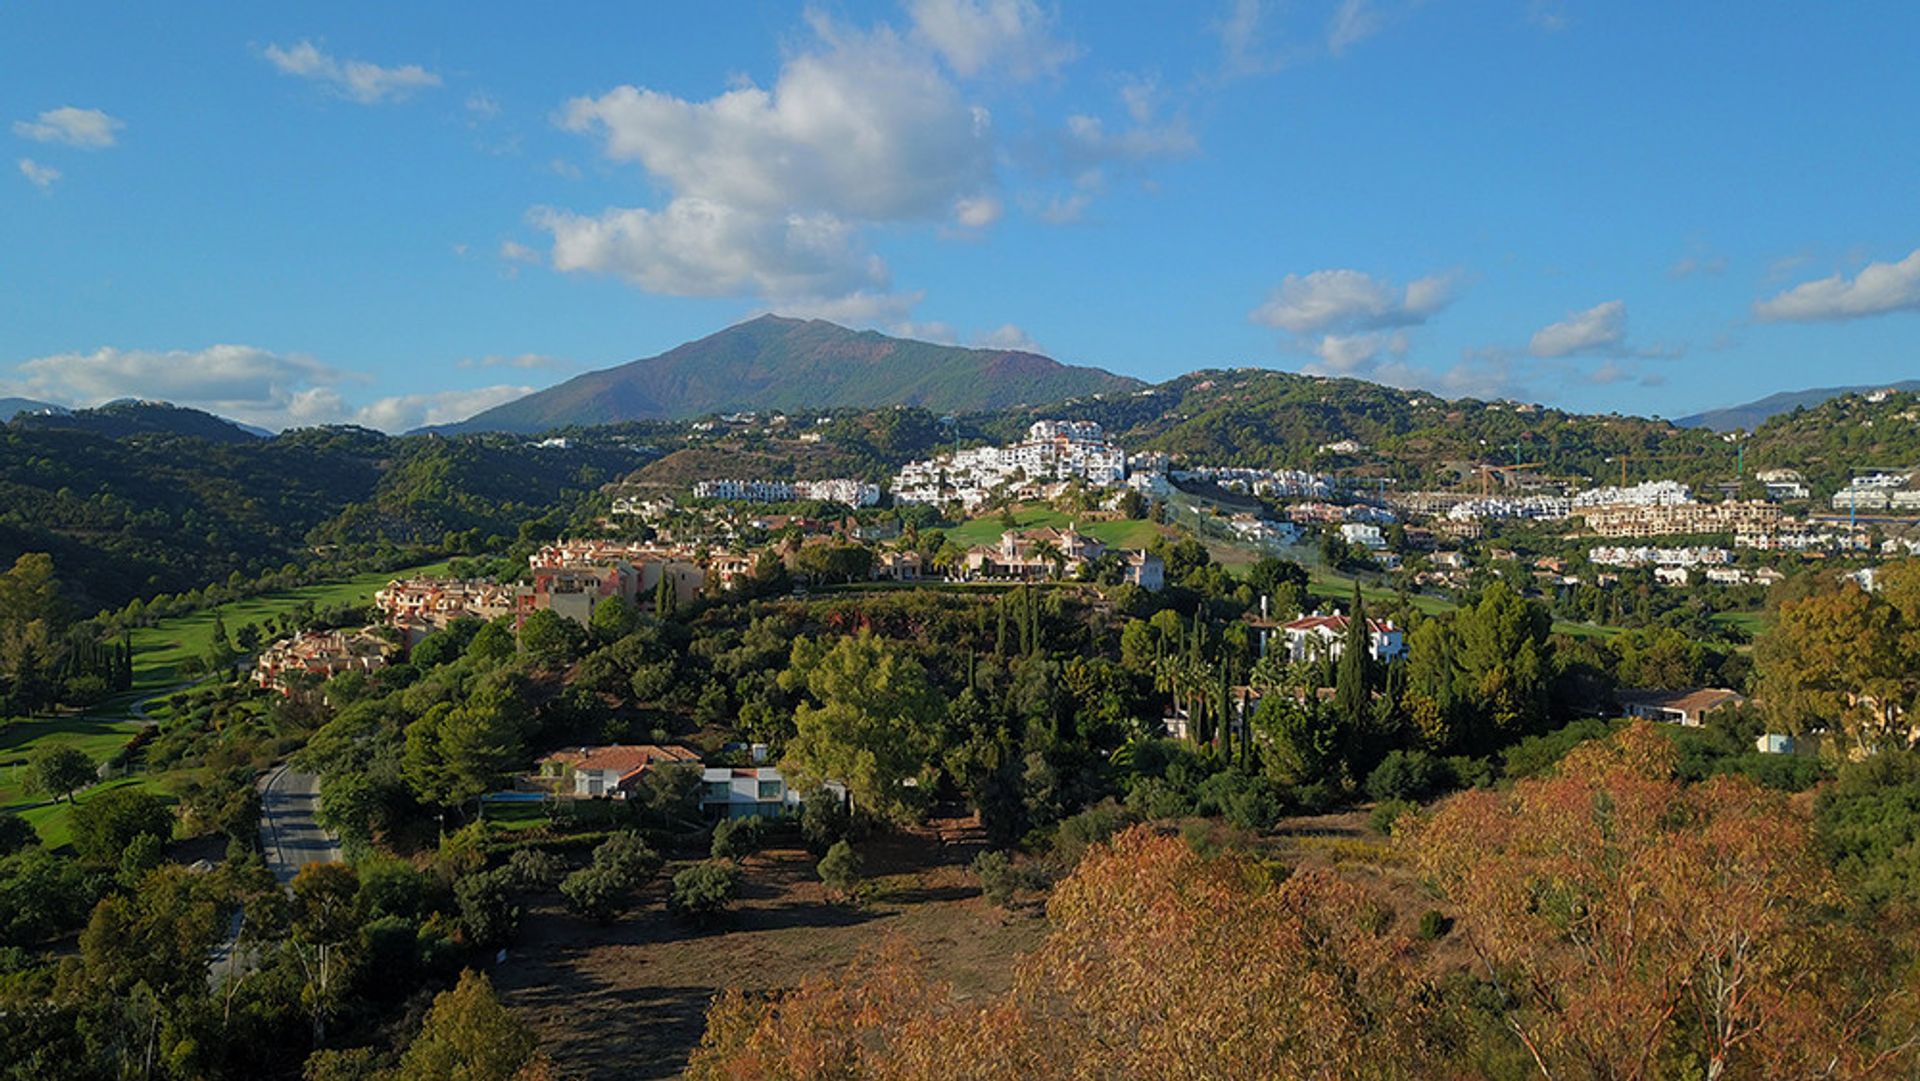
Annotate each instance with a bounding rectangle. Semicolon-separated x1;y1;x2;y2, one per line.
258;767;341;885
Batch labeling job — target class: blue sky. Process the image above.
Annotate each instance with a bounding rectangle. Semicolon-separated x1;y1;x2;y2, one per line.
4;1;1918;431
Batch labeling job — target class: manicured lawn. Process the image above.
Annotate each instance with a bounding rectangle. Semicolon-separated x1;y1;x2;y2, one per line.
1304;567;1457;617
942;505;1166;551
1712;609;1770;638
4;774;174;851
130;561;450;688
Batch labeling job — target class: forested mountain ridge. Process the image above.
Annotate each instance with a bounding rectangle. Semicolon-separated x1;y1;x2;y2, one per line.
434;315;1146;433
0;425;640;612
10;400;265;443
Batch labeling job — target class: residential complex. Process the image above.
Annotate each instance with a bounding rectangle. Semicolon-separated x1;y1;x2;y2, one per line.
253;629;392;694
892;420;1130;508
691;478;881;506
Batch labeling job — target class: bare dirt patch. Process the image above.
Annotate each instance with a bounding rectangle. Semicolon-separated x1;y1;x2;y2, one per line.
492;835;1045;1079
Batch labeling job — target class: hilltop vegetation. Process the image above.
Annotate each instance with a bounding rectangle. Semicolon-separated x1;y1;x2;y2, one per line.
444;315;1144;433
0;423;639;613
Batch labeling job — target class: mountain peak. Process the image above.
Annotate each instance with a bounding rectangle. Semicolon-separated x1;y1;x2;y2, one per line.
438;317;1143;434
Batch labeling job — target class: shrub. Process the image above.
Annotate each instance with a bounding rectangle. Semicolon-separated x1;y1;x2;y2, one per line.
816;840;861;900
1053;801;1132;866
454;866;519;948
974;849;1019;907
710;816;769;862
592;831;662;880
0;815;36;857
1369;799;1417;836
801;794;852;853
1416;909;1453;941
1365;751;1442;803
670;861;740;925
506;847;568;891
1197;772;1286;832
1123;777;1192;820
560;865;630;923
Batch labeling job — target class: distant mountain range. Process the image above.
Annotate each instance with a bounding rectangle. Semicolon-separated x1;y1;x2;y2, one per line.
0;397;65;422
433;315;1145;434
8;400;266;443
1678;380;1920;432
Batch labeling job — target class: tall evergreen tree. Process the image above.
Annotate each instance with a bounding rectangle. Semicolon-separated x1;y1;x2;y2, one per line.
1333;584;1374;741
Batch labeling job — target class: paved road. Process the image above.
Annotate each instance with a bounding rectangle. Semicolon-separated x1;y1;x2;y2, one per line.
258;767;341;886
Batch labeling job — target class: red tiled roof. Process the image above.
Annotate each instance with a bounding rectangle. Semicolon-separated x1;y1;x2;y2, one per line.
1282;614;1395;634
553;744;701;780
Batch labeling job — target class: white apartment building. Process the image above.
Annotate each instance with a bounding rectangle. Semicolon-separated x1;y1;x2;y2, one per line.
1571;480;1694;508
892;420;1129;507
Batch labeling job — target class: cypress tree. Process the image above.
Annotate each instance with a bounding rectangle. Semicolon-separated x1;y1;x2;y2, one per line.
1333;584;1374;756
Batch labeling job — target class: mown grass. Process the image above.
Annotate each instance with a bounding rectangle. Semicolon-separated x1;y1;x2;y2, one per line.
0;560;450;845
129;561;450;688
4;775;176;851
941;505;1165;552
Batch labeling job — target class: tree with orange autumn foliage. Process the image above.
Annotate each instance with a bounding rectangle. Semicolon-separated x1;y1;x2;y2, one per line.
686;826;1437;1080
1407;720;1920;1080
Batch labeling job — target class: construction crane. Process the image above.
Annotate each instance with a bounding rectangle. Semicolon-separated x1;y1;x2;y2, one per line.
1605;452;1706;488
1478;462;1543;498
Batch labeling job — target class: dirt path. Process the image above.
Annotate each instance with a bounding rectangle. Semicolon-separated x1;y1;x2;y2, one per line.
493;842;1044;1079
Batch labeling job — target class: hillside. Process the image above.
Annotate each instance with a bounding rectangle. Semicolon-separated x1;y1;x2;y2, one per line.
0;397;63;422
0;424;643;612
9;400;264;443
1678;380;1920;432
439;315;1144;434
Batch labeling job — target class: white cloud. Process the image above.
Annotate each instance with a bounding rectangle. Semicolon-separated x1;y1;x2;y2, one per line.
889;320;960;344
535;199;893;303
954;194;1003;228
559;25;992;222
1669;254;1727;279
1212;0;1408;77
1327;0;1383;55
1060;111;1196;166
1251;268;1460;335
907;0;1076;80
763;289;927;327
349;386;534;432
12;106;123;148
977;323;1042;352
499;240;541;264
18;158;59;189
1753;248;1920;323
263;41;441;105
466;92;501;121
6;345;343;429
1212;0;1294;78
544;16;1020;321
1528;299;1628;357
1303;330;1409;375
3;344;530;433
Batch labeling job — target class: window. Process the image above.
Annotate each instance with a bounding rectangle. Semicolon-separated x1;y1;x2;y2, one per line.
702;781;731;802
757;780;783;801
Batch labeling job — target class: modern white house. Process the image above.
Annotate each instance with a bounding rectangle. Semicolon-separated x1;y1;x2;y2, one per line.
1339;522;1387;550
1122;549;1166;591
1278;613;1406;663
699;766;809;819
